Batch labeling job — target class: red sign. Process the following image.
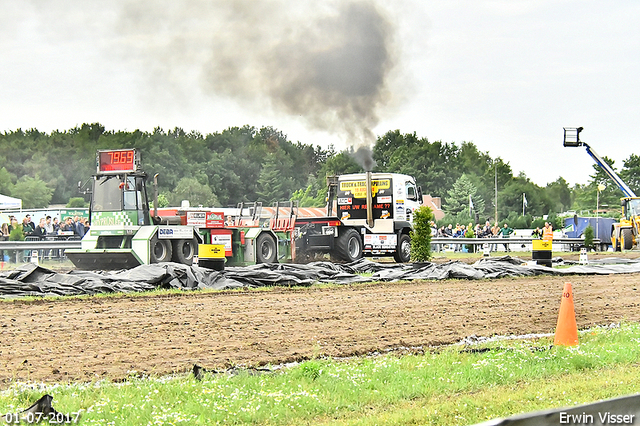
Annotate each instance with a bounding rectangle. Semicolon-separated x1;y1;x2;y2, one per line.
205;212;225;228
98;149;136;173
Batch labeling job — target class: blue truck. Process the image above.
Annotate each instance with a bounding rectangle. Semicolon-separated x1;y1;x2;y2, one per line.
563;216;615;250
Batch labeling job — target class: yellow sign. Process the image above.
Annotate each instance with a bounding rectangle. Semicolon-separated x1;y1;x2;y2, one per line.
339;179;390;198
532;240;552;251
198;244;226;259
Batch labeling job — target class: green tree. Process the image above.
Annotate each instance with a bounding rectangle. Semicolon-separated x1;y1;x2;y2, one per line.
546;177;572;213
256;154;290;204
498;173;552;218
586;156;624;208
291;184;325;207
0;167;15;195
67;197;87;208
168;177;219;207
150;194;169;209
374;130;460;200
444;174;485;217
12;176;53;208
319;150;362;176
620;153;640;195
410;206;434;261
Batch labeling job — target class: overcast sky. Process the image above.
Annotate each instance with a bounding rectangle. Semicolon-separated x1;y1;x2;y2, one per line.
2;0;639;188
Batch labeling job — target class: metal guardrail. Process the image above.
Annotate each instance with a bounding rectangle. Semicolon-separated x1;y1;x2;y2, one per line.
0;237;597;252
0;240;82;250
431;237;596;245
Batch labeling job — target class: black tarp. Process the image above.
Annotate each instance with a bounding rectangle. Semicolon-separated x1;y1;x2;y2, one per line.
0;256;639;298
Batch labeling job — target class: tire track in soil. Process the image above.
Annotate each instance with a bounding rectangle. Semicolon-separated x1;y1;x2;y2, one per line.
1;273;639;384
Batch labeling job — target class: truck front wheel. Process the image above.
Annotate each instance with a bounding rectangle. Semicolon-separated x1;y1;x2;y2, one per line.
334;229;362;262
393;234;411;263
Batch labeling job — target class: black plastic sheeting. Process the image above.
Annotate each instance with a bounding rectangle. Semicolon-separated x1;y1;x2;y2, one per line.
0;256;639;298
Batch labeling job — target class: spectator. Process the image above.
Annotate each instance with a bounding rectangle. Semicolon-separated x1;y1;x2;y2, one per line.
25;214;35;232
44;216;54;235
543;222;553;241
52;217;61;234
454;225;465;251
444;224;453;237
33;218;47;239
531;227;543;239
83;218;90;234
22;217;34;237
8;217;18;234
482;221;492;238
0;223;8;262
429;221;438;252
490;221;500;252
500;223;514;252
74;215;85;237
61;217;75;233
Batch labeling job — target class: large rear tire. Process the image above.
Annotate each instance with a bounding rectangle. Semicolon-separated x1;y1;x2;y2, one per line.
333;229;362;262
393;234;411;263
256;233;277;263
621;228;634;251
150;235;173;263
172;238;198;265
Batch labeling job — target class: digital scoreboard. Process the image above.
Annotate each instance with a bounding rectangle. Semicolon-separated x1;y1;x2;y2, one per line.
97;149;139;173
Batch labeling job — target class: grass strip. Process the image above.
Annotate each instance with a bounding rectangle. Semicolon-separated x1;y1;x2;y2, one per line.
0;323;638;425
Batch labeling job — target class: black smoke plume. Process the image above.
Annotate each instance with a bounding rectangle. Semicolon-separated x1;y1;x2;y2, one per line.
117;0;397;147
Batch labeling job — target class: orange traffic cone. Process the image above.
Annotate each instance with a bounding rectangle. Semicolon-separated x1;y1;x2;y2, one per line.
554;282;579;346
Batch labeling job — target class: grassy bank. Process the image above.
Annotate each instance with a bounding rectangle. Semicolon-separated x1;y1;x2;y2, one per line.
1;323;639;425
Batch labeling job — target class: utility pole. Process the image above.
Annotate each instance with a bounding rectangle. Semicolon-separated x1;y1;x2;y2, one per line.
494;161;498;223
596;183;605;239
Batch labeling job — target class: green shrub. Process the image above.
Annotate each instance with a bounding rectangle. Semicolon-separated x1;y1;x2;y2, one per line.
66;197;88;208
410;206;434;262
531;217;546;228
8;225;24;241
464;227;475;253
583;225;594;250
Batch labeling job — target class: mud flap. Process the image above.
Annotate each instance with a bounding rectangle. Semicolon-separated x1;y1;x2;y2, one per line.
66;250;143;270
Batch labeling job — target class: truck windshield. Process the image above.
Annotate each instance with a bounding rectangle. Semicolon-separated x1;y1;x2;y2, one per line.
92;176;122;212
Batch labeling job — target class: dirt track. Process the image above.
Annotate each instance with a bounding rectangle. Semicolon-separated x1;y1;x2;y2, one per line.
2;264;640;385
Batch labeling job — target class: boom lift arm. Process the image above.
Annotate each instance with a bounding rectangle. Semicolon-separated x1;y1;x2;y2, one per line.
563;127;636;197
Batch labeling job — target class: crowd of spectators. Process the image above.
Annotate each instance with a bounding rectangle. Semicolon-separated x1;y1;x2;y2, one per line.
0;214;89;241
429;220;553;253
433;220;500;239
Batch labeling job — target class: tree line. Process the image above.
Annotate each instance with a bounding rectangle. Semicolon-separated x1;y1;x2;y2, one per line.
0;124;638;225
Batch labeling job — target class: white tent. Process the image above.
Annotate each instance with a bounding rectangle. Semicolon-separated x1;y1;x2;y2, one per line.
0;194;22;209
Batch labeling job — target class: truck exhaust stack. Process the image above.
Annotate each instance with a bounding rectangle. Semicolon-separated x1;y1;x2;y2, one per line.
366;171;374;228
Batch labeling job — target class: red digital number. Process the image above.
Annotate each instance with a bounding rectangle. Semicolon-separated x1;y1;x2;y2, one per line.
100;150;135;172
